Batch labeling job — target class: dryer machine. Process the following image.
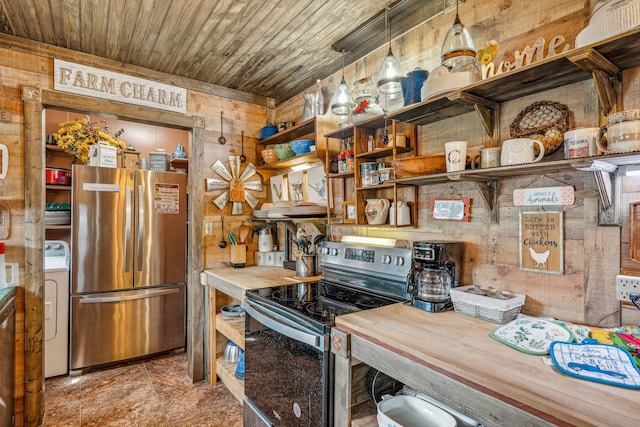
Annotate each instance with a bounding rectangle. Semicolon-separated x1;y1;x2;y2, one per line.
44;240;70;378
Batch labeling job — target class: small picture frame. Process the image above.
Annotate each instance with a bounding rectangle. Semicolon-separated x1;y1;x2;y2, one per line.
343;201;356;223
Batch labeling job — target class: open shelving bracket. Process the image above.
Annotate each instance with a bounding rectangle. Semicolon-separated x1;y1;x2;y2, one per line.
567;48;621;117
447;91;498;139
473;179;499;223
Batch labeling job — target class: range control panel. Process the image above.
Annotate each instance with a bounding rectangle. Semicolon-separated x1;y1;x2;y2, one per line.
320;241;411;279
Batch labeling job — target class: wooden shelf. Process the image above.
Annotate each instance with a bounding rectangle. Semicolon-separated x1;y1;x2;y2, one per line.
45;224;71;230
257;152;321;170
258;117;317;146
355;146;413;160
170;158;188;173
216;357;243;402
45;185;72;191
215;313;244;348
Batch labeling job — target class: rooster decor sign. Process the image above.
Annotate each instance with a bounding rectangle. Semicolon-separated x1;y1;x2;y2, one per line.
519;210;563;274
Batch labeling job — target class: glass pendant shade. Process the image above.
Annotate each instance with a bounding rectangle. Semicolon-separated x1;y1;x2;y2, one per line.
440;13;480;75
377;47;404;97
330;75;354;116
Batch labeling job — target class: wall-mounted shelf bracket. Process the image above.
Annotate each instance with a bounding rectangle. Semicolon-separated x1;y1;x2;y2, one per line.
567;48;621;116
447;91;498;139
473;179;499;223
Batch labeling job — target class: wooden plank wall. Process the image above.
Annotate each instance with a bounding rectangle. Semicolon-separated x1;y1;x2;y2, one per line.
0;46;268;427
275;0;636;326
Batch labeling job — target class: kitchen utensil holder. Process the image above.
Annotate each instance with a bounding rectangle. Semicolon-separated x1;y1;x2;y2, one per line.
451;285;525;323
230;244;246;268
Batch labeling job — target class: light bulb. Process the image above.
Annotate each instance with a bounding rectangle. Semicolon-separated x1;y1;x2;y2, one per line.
377;47;403;97
330;76;354;116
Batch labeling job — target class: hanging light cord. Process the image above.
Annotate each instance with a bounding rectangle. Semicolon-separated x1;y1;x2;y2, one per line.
385;6;392;53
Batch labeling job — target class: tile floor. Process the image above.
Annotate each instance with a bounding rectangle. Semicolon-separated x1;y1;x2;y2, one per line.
44;352;243;426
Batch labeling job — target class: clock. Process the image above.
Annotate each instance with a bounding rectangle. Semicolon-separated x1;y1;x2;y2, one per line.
206;156;262;214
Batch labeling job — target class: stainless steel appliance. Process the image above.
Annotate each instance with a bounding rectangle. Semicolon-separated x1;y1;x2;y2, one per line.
70;165;187;371
0;295;15;427
242;237;413;426
407;241;464;312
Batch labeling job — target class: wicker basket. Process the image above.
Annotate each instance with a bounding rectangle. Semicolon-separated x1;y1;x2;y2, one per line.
510;101;570;156
451;285;526;323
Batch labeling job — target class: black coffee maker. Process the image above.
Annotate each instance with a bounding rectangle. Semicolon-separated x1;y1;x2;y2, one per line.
407;241;464;312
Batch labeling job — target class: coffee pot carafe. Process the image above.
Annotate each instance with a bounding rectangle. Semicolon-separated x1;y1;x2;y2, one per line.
415;266;453;302
407;241;464;312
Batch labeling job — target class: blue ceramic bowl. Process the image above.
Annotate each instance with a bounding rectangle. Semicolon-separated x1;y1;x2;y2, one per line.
289;139;314;155
259;124;278;140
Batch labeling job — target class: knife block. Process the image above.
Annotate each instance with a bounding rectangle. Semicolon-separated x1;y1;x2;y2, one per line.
230;245;246;268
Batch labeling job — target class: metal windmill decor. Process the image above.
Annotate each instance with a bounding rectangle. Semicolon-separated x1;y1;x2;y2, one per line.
206;156;262;215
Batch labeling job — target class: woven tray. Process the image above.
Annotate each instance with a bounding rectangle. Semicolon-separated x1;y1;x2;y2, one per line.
510;101;570;156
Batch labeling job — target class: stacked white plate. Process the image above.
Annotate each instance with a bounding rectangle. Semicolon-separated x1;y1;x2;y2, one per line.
253;209;269;218
45;210;71;225
267;206;291;218
290;204;326;217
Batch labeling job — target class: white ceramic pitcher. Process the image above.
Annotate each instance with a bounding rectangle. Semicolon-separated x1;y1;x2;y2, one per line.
365;199;390;225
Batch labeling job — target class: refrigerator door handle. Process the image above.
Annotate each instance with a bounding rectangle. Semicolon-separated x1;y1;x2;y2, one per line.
137;184;144;271
124;184;132;273
78;288;180;304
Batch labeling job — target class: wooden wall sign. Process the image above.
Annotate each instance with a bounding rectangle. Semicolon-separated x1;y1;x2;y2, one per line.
482;35;571;79
54;59;186;113
513;186;575;206
519;210;564;274
430;198;470;222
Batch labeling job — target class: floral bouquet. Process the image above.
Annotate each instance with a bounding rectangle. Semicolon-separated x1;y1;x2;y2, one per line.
54;117;126;163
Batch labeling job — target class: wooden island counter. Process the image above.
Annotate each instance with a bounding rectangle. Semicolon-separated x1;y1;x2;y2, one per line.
200;266;319;401
332;304;639;427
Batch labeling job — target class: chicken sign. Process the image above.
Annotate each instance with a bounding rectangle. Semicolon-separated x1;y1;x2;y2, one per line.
519;210;563;274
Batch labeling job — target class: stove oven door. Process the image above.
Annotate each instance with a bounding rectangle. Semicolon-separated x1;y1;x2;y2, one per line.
243;298;332;427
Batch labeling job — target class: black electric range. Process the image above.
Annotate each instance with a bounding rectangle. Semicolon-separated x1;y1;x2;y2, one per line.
242;239;412;426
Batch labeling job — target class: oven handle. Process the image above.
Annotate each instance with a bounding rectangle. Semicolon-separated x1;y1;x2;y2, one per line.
243;299;326;351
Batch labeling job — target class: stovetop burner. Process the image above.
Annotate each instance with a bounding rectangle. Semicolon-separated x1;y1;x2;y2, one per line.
245;240;413;331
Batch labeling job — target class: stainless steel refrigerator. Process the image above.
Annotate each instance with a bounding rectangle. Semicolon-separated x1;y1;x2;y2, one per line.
70;165;187;371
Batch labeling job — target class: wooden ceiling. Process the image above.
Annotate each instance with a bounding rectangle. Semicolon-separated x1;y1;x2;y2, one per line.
0;0;446;104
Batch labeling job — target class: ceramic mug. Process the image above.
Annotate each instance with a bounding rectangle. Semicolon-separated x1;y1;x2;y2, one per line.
471;147;502;169
595;109;640;154
564;128;599;159
444;141;468;172
500;138;545;166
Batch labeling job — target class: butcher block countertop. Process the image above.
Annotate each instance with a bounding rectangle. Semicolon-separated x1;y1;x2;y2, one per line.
334;303;639;427
201;265;319;300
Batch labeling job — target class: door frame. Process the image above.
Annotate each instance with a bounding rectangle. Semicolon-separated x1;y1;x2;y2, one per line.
22;85;205;424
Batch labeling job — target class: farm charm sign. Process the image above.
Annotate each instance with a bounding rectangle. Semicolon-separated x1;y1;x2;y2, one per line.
54;59;186;113
519;210;564;274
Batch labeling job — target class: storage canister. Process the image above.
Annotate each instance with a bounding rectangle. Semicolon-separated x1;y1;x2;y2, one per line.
149;149;170;171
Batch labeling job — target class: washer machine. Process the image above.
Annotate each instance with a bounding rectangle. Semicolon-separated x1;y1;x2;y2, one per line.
44;240;70;378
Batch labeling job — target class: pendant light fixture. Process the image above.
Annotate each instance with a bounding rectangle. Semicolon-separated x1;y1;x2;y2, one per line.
376;6;404;98
330;49;354;124
440;0;480;77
